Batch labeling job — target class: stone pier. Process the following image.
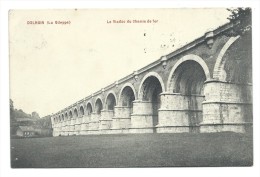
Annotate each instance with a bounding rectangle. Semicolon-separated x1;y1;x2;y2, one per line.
200;80;252;133
111;106;132;134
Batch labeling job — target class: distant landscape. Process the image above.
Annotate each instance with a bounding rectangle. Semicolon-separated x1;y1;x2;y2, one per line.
10;99;52;137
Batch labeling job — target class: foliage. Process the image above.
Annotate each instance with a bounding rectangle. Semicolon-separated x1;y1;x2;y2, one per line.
10;99;15;121
32;111;40;119
13;109;32;118
35;115;52;129
226;8;252;36
10;99;46;135
10;99;40;119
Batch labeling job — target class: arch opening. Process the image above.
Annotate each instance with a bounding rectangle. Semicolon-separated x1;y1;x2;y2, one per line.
119;86;135;113
95;99;103;115
86;103;93;115
171;61;206;95
106;93;116;111
140;76;163;130
80;106;84;116
65;112;68;120
69;111;73;119
74;109;78;118
169;60;206;129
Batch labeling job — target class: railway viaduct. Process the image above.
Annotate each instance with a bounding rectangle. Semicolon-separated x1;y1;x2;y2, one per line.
51;22;252;136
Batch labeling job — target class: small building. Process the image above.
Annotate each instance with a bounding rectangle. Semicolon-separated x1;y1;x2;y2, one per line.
16;126;37;137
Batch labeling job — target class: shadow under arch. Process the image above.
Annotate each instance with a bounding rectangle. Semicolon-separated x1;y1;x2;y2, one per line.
118;83;136;114
105;91;117;111
94;97;103;115
86;102;93;115
166;54;210;132
138;72;165;132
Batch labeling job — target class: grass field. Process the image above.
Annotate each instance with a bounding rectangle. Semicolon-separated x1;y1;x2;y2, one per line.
11;132;253;168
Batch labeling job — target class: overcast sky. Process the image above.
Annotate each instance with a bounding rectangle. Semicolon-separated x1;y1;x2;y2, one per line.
9;9;230;117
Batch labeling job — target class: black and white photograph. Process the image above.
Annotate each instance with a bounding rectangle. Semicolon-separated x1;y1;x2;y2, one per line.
1;1;260;177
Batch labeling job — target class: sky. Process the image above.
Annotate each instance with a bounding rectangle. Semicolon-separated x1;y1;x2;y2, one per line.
9;9;231;117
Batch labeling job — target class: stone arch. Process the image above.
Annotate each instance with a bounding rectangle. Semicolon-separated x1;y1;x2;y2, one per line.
79;105;84;116
58;115;61;122
61;114;64;121
166;54;209;130
69;110;73;119
168;61;206;95
138;72;165;128
118;83;137;107
65;112;68;120
167;54;210;92
138;72;165;100
86;102;93;115
95;97;103;114
73;108;78;118
213;36;240;81
105;91;117;110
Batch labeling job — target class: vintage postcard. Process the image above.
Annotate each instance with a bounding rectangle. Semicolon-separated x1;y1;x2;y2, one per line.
9;8;253;168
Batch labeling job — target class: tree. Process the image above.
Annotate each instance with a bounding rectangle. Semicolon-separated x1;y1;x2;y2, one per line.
10;99;14;120
226;8;252;37
224;8;252;85
13;109;31;118
32;112;40;119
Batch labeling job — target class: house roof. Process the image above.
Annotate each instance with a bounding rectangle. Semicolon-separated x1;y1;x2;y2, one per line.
18;126;36;132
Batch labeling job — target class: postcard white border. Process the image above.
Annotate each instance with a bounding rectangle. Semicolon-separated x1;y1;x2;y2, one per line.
1;1;260;177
